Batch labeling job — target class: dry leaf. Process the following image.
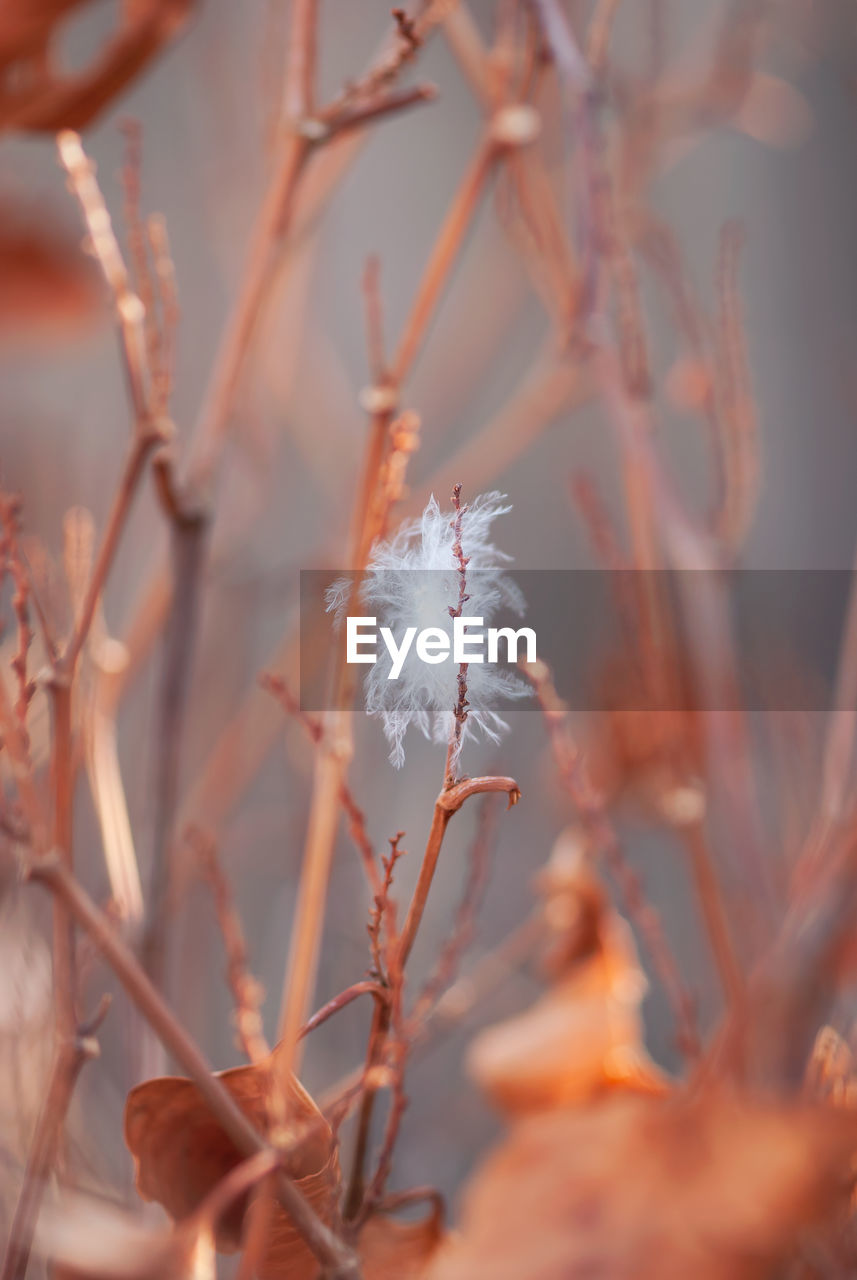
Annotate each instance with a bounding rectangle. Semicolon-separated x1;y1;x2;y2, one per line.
358;1204;446;1280
0;0;194;132
467;835;667;1112
0;0;88;66
427;1092;857;1280
0;202;104;340
124;1053;338;1280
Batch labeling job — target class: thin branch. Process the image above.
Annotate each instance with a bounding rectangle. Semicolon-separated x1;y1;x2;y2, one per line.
0;673;46;849
49;678;77;1042
0;497;35;724
299;981;387;1040
409;793;499;1028
444;484;471;787
390;136;499;387
1;998;110;1280
283;0;318;122
189;827;270;1064
319;910;544;1117
344;834;407;1222
397;776;520;979
61;423;166;677
323;83;437;139
261;674;381;895
143;510;207;994
819;544;857;827
57;132;149;423
523;658;701;1059
26;855;359;1279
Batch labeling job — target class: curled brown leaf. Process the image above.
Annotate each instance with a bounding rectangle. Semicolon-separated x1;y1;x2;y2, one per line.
124;1053;338;1280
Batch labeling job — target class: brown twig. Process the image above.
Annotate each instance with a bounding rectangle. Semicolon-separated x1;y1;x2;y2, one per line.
322;83;437;139
25;854;359;1279
143;507;207;994
362;255;387;385
1;997;110;1280
445;484;471;786
189;827;270;1064
299;981;387;1040
523;658;701;1059
397;775;520;979
61;423;167;678
389;137;500;390
261;673;381;895
368;832;407;982
58;132;149;423
356;926;407;1229
146;213;179;415
270;92;516;1107
48;677;77;1043
344;832;407;1220
409;793;499;1028
118;119;161;386
0;497;34;725
0;672;46;850
714;220;759;550
319;909;545;1118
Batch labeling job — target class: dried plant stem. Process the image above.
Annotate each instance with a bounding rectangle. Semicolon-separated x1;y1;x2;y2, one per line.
275;725;352;1074
283;0;318;121
61;422;166;676
26;855;359;1279
190;828;270;1063
524;659;701;1059
346;776;519;1217
274;106;515;1125
188;0;319;490
596;325;772;920
116;24;446;689
1;1000;109;1280
325;84;437;137
398;777;521;971
49;679;76;1043
442;2;495;102
440;7;583;329
344;998;392;1221
187;131;312;491
409;793;498;1027
319;910;544;1119
299;981;386;1040
586;0;623;73
818;541;857;830
58;132;149;421
144;510;207;994
445;484;470;787
390;137;499;387
261;674;381;895
357;940;407;1227
683;820;745;1013
714;220;759;549
0;675;46;852
235;1170;278;1280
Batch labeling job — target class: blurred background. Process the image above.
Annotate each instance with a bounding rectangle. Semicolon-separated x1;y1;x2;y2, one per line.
3;0;857;1223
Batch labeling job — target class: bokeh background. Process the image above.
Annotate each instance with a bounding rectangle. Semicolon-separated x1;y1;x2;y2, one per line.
3;0;857;1219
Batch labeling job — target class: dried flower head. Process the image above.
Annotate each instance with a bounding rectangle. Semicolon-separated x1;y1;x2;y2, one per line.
329;492;528;767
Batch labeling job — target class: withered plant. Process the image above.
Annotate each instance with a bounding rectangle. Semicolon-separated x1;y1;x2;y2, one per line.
2;2;857;1279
